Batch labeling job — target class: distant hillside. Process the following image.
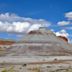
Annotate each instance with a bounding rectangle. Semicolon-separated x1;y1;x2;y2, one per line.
0;39;15;45
0;28;72;56
8;28;71;56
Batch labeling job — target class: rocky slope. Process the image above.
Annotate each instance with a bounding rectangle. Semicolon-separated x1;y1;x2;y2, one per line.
6;28;72;56
0;28;72;56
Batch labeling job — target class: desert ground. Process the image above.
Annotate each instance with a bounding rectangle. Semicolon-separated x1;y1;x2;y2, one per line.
0;56;72;72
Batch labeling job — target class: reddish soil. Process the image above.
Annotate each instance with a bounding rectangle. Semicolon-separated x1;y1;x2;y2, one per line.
0;40;15;45
58;36;68;42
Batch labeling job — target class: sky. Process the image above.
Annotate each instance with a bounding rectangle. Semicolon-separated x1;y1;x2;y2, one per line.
0;0;72;43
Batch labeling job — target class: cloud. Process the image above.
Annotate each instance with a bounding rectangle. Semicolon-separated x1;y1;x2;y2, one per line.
13;22;30;33
57;12;72;27
55;29;69;37
0;21;30;33
50;29;54;32
28;24;41;32
65;12;72;20
57;21;70;26
0;13;51;34
0;13;24;22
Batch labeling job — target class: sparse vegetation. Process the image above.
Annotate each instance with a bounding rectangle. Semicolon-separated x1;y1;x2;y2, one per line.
28;67;40;72
1;65;72;72
1;66;15;72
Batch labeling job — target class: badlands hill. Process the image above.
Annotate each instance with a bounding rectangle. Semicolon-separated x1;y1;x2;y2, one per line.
0;27;72;56
7;27;71;56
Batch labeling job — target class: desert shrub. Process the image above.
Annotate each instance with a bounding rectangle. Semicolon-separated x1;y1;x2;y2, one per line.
1;69;7;72
1;66;15;72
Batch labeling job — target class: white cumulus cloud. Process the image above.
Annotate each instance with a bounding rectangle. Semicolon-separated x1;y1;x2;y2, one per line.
0;13;51;34
65;12;72;20
0;13;24;22
13;22;30;33
28;24;41;32
57;21;70;26
55;29;69;37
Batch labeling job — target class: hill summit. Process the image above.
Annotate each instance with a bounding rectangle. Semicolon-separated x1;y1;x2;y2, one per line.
12;27;72;56
0;27;72;56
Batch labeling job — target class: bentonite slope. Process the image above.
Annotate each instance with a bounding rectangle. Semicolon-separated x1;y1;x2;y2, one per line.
0;27;72;56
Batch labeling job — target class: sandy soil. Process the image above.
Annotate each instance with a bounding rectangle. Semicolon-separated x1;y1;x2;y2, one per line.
0;56;72;72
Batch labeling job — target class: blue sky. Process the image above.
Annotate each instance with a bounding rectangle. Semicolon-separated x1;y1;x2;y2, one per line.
0;0;71;21
0;0;72;42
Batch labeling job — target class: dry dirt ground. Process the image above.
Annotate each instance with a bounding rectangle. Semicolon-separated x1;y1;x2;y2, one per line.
0;59;72;72
0;64;72;72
